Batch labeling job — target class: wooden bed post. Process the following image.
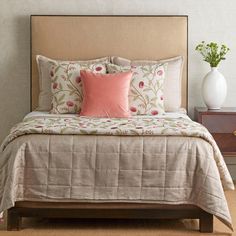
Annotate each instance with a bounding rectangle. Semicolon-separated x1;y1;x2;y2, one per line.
7;208;21;231
199;211;213;233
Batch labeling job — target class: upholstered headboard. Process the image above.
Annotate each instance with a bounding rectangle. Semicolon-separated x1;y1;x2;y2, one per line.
31;15;188;111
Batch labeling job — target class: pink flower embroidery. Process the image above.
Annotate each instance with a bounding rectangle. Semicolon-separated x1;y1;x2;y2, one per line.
62;75;67;81
66;101;74;107
52;83;58;89
50;70;54;77
139;81;144;88
130;107;137;112
69;66;76;71
157;70;163;76
151;110;158;115
76;76;81;83
95;66;103;71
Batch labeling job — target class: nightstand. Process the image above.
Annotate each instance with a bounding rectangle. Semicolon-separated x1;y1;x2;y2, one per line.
195;107;236;179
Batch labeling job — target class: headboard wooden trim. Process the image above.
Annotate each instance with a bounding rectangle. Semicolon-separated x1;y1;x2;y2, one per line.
30;15;188;112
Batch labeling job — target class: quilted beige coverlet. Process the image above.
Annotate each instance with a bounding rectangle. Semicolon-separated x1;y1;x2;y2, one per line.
0;115;234;229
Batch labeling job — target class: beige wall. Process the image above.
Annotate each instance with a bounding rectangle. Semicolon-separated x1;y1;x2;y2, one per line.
1;0;236;143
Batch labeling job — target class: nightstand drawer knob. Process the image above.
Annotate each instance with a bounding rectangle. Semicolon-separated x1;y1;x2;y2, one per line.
233;131;236;136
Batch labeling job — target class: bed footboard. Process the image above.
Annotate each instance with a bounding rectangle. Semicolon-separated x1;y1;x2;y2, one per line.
7;202;213;232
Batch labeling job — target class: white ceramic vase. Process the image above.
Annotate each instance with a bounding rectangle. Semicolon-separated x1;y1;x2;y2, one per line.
202;67;227;110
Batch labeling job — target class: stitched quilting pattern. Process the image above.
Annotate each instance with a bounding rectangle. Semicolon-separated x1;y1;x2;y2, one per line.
0;134;233;229
0;116;234;191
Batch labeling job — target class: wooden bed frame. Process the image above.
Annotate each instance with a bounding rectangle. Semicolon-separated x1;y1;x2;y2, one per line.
7;15;213;232
8;202;213;232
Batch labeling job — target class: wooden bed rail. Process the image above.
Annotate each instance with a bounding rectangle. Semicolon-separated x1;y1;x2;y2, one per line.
7;202;213;232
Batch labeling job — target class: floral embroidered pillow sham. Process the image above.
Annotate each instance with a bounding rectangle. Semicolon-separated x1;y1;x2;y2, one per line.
36;55;109;112
49;60;107;114
110;56;184;112
107;63;167;116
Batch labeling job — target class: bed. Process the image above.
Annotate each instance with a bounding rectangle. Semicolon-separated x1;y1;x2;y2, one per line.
0;15;234;232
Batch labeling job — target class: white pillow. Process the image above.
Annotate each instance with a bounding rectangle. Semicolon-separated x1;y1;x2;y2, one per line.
110;56;184;112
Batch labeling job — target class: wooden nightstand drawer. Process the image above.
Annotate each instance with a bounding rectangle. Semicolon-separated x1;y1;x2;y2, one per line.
213;133;236;154
195;107;236;156
195;107;236;180
201;115;236;133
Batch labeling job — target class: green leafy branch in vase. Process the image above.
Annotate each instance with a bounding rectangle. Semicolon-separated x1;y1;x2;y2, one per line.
195;41;230;67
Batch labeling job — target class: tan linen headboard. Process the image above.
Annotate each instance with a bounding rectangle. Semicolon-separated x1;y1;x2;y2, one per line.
31;15;188;111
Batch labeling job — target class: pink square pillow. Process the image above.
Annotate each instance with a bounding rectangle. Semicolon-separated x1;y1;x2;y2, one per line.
80;70;132;118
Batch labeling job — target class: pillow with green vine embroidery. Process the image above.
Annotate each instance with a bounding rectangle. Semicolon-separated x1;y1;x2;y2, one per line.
50;61;107;114
107;63;167;115
36;55;109;111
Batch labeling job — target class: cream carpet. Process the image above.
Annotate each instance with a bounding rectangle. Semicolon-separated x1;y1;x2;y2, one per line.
0;189;235;236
